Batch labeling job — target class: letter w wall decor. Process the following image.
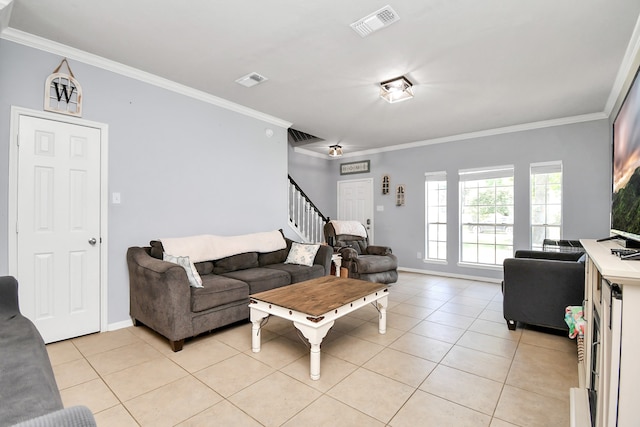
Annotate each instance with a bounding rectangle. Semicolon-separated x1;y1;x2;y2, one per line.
44;58;83;117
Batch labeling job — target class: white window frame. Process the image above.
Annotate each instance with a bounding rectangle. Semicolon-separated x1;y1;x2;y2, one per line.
425;171;447;262
458;165;514;268
530;161;563;250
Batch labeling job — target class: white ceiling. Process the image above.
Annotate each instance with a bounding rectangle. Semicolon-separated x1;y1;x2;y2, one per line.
4;0;640;156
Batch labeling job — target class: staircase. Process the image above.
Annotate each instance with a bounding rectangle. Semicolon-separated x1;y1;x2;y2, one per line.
288;175;328;243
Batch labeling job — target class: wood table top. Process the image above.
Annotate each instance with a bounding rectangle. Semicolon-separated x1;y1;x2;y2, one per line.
249;276;387;317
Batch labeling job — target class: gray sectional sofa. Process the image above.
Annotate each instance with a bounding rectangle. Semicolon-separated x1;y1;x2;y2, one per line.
0;276;96;427
127;232;332;351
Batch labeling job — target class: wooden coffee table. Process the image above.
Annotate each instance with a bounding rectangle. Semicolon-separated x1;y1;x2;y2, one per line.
249;275;388;380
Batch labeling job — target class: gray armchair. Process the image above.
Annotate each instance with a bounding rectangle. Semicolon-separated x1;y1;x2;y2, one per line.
502;249;585;331
324;220;398;284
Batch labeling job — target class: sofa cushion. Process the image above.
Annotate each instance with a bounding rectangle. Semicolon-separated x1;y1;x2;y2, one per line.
195;261;214;275
222;268;291;294
258;246;289;266
285;242;320;267
213;252;259;274
191;275;249;312
265;263;325;283
149;240;164;259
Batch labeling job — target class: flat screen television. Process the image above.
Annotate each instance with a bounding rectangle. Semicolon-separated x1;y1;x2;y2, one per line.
611;64;640;246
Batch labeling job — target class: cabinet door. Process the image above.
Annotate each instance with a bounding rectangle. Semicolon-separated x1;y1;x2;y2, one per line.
599;280;621;427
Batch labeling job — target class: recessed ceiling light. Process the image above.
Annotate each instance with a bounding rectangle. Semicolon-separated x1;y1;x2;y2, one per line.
235;72;268;88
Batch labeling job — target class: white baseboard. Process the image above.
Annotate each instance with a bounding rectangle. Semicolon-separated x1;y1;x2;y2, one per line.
106;318;134;332
398;267;502;284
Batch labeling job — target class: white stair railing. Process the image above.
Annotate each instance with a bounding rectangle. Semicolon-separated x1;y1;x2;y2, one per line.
288;175;328;243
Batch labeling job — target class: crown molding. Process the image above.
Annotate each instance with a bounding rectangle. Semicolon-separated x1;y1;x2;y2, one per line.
604;13;640;118
0;0;13;33
293;147;331;159
326;112;609;159
0;28;292;129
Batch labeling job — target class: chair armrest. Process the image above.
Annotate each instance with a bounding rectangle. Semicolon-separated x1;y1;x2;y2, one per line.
338;247;359;261
0;276;20;319
514;250;584;262
126;247;193;341
366;245;392;256
12;405;97;427
314;244;333;275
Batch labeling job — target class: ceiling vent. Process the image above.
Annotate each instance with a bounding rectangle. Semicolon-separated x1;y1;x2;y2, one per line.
235;72;268;88
350;5;400;37
287;128;324;146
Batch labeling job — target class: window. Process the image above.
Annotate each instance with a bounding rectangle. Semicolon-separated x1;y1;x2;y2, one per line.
531;162;562;250
459;166;514;266
425;172;447;261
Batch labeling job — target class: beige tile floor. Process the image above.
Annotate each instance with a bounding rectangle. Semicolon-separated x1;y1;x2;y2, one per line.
46;272;578;426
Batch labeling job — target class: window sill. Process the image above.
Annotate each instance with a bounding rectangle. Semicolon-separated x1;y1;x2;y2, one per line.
423;259;448;265
457;262;503;271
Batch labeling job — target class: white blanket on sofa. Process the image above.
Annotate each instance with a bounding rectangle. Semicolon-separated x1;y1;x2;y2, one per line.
330;220;367;238
160;230;286;263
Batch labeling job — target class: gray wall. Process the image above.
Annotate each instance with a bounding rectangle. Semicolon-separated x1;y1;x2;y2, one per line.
0;39;289;326
291;119;612;281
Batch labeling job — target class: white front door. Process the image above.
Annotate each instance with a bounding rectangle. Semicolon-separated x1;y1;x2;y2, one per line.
337;178;374;243
15;115;102;343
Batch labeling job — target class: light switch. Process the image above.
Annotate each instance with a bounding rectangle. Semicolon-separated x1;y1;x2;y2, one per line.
112;192;121;204
376;205;384;212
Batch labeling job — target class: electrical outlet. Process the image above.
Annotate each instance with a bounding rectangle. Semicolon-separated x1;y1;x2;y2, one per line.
417;252;422;259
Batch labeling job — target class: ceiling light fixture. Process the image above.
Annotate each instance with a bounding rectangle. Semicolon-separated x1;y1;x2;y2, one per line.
329;145;343;158
380;76;414;103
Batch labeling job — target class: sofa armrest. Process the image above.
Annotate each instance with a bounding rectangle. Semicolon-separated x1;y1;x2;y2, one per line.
12;405;96;427
126;247;193;343
365;245;392;256
313;244;333;275
0;276;20;319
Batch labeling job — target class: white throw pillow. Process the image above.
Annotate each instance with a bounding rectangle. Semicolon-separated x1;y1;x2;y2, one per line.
285;242;320;267
163;253;203;288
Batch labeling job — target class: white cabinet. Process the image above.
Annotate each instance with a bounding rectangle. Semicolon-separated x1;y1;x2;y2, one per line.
572;239;640;427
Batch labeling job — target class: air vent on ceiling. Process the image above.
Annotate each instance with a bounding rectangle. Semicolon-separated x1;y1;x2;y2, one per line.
235;72;268;88
287;128;324;146
350;5;400;37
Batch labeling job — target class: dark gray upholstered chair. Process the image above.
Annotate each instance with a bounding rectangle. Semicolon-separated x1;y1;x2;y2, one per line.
502;249;585;331
0;276;96;426
324;220;398;284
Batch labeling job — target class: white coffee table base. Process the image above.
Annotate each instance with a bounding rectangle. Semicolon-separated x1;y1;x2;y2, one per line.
250;289;388;380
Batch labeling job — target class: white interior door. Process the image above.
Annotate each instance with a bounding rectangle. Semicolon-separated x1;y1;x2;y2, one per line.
337;178;374;243
16;115;102;343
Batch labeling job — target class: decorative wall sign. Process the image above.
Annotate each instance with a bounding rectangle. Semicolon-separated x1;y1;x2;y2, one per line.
340;160;370;175
382;174;390;194
44;58;82;117
396;184;406;206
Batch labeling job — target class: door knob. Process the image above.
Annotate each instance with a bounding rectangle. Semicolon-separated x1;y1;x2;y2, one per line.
88;238;97;245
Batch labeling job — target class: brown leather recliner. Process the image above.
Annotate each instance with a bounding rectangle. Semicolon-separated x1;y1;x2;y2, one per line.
324;220;398;284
